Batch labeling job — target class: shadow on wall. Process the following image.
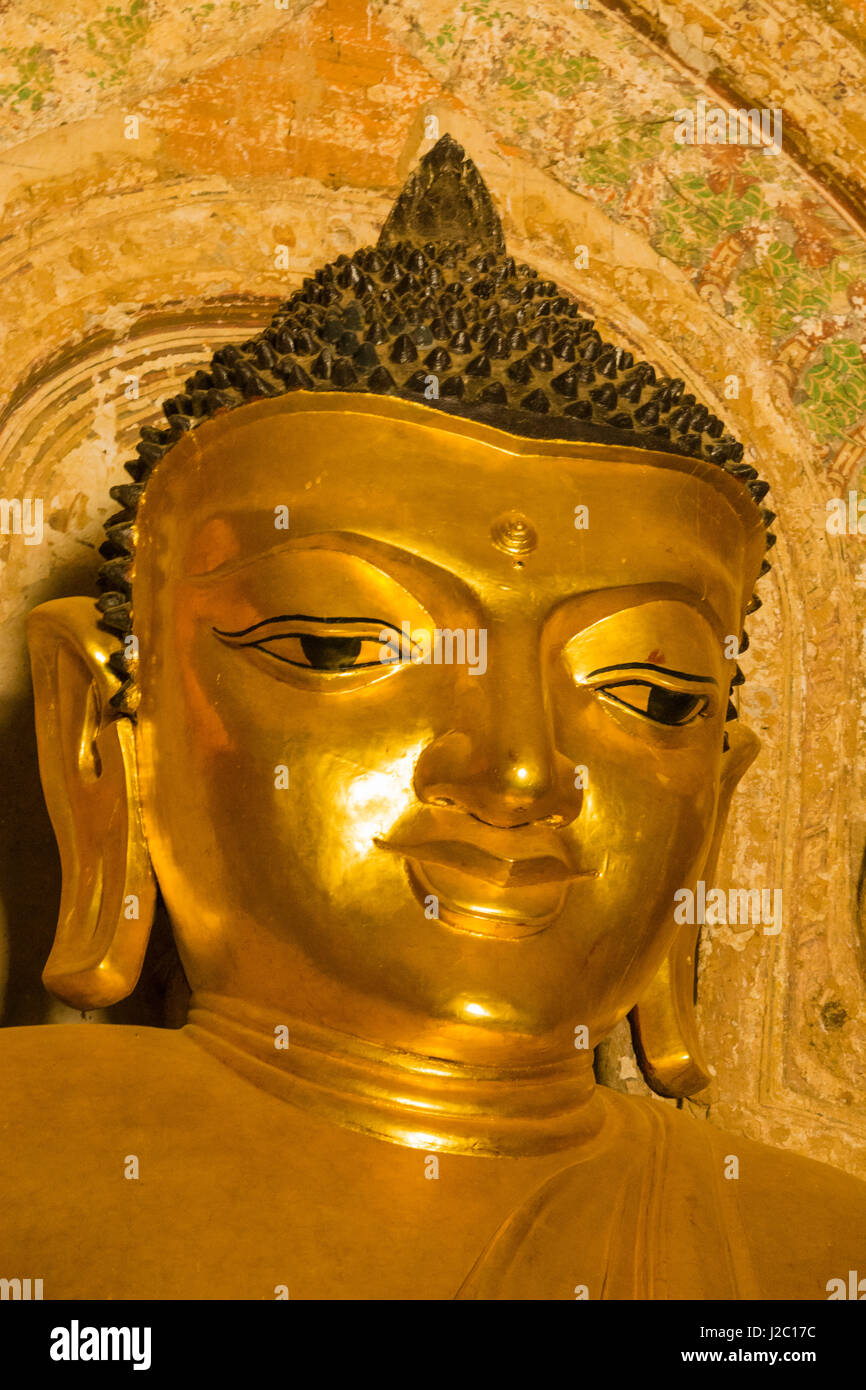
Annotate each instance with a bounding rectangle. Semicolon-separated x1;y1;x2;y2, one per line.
0;554;186;1029
858;841;866;981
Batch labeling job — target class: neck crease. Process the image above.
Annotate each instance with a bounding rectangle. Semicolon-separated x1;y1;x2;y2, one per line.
184;991;608;1157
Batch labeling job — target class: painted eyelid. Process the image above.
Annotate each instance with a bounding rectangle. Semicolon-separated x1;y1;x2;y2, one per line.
593;679;714;700
583;667;719;692
254;625;391;643
214;619;401;642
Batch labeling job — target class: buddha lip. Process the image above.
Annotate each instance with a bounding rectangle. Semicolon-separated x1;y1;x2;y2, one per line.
374;835;589;888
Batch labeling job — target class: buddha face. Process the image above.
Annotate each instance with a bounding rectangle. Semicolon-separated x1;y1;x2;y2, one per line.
120;393;764;1065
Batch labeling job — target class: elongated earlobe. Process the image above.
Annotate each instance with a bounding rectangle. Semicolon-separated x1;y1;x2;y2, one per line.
630;722;760;1098
27;598;156;1010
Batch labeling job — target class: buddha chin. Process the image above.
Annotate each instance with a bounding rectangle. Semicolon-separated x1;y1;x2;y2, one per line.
2;137;866;1300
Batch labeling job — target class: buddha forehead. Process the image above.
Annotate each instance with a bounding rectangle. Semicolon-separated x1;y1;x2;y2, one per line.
134;393;765;629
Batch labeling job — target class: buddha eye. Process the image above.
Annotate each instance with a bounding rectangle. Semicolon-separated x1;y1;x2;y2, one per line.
252;631;387;670
597;681;709;726
213;617;414;677
298;634;362;669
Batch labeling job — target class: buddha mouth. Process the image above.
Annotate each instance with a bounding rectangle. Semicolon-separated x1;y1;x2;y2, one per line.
375;833;584;888
374;823;597;938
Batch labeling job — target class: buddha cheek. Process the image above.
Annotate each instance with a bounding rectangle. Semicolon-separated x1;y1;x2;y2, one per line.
565;751;719;1017
275;743;423;911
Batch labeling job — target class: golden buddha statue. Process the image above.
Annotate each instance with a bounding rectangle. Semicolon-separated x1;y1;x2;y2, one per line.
3;135;865;1300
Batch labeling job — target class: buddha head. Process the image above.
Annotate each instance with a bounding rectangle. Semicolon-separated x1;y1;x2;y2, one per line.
27;136;772;1097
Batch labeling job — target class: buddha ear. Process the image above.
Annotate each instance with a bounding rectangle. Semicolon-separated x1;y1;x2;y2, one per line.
26;597;156;1010
629;721;760;1099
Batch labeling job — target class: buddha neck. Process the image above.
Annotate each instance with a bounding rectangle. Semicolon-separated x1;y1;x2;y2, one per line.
184;992;609;1158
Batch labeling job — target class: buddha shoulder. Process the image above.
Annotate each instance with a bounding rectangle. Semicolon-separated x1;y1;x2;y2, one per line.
458;1096;866;1300
0;1022;237;1149
717;1114;866;1296
634;1097;866;1296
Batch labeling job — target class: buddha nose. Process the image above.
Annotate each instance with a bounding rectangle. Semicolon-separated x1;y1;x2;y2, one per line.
413;617;582;829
